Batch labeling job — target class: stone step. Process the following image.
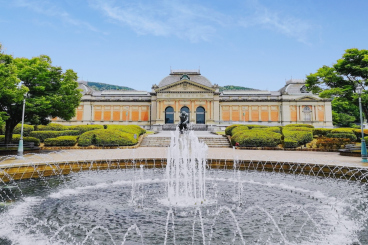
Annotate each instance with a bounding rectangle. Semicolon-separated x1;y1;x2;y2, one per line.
140;136;231;148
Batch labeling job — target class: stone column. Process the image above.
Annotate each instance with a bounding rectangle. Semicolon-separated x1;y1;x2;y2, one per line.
139;106;142;121
230;106;233;123
249;105;252;121
268;106;271;121
129;106;132;121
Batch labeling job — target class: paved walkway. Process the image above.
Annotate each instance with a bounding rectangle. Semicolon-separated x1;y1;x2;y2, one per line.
1;147;368;169
146;131;220;137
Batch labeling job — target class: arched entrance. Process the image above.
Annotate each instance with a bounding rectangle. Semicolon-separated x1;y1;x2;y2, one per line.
165;106;174;124
180;106;190;119
303;106;311;121
196;106;205;124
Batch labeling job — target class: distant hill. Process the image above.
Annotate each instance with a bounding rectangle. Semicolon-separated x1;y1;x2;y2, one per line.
87;82;135;91
219;85;257;92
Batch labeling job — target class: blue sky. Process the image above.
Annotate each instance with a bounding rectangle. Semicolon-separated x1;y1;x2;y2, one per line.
1;0;367;91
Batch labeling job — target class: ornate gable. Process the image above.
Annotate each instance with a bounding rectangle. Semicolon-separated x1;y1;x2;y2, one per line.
155;79;215;93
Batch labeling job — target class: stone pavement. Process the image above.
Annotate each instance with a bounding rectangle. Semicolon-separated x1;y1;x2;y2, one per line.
1;147;368;169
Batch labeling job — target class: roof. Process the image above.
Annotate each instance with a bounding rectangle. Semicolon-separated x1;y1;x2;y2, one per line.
158;73;212;88
279;79;310;95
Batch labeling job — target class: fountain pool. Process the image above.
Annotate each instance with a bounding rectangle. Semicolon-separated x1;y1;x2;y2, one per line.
0;131;367;244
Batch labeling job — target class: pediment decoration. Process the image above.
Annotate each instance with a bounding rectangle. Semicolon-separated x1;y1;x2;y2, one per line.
155;79;215;93
297;95;320;101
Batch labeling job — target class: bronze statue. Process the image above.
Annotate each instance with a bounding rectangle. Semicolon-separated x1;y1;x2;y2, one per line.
178;111;189;133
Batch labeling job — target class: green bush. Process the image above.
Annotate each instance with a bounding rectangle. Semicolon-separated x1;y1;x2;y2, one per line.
106;125;146;136
284;139;299;148
0;134;40;146
284;124;314;128
13;124;34;136
78;129;138;146
30;130;79;142
231;125;249;136
225;124;243;135
265;126;282;134
245;124;269;129
364;136;368;142
283;128;313;147
44;136;78;146
313;128;332;136
354;129;368;140
330;128;354;134
326;132;357;141
37;123;68;131
69;125;104;134
231;130;282;147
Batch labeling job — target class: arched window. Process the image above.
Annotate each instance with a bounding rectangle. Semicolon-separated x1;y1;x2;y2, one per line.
196;106;205;124
165;106;174;124
180;106;190;119
303;106;311;121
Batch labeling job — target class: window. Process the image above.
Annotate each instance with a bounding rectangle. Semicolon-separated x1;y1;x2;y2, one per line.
165;106;174;124
196;106;205;124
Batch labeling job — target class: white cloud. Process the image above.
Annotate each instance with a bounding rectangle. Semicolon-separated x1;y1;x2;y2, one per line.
11;0;101;33
89;0;229;42
239;1;314;44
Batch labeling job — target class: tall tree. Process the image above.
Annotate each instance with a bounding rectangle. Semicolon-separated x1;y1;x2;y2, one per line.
306;48;368;126
0;45;82;144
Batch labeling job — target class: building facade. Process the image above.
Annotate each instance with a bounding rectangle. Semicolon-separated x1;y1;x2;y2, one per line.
55;70;333;129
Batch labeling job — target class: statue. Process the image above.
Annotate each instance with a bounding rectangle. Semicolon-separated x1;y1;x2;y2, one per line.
178;111;189;133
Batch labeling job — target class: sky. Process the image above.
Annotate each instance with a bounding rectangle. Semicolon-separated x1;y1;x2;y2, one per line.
0;0;367;92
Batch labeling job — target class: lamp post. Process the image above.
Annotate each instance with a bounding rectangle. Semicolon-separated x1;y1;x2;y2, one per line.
17;96;26;158
356;85;367;162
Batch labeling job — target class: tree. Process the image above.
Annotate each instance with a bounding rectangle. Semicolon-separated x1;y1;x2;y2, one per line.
306;48;368;126
0;45;82;144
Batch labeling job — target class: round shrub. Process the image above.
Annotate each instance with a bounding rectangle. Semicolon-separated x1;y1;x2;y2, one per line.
78;129;138;146
231;130;281;147
44;136;78;146
313;128;332;136
231;125;249;136
37;123;67;131
30;130;79;142
69;125;104;134
265;126;282;133
225;124;243;135
13;124;34;136
284;124;314;128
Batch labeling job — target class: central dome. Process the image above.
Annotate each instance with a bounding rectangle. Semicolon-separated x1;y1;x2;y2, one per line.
158;69;212;88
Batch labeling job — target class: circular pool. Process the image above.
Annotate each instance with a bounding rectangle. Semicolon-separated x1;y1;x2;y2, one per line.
1;166;367;245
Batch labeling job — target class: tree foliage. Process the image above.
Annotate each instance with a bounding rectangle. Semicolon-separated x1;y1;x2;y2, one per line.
305;48;368;126
0;44;82;144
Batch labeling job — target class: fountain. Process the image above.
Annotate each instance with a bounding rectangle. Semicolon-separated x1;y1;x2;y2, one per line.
0;128;368;244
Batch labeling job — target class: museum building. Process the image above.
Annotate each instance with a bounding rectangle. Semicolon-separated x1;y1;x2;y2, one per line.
55;69;333;129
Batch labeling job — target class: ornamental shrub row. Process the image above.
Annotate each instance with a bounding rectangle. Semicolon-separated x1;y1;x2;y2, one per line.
78;129;137;146
283;127;313;147
313;128;332;137
69;125;104;134
231;126;249;136
13;124;35;136
44;136;78;146
30;130;80;142
284;124;314;128
225;124;243;135
0;134;40;146
231;130;282;147
37;123;67;131
106;125;146;136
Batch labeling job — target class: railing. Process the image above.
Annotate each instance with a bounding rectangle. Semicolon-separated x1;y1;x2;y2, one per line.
0;142;38;150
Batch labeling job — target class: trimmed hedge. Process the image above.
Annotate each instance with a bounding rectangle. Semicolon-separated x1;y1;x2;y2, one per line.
44;136;78;146
78;129;138;146
225;124;243;135
283;128;313;147
284;124;314;128
231;130;282;147
284;139;299;148
69;125;104;134
0;134;40;146
327;128;357;141
106;125;146;136
231;126;249;136
30;130;79;142
265;126;282;134
246;124;269;129
316;138;352;149
354;129;368;140
13;124;34;136
37;123;68;131
313;128;332;136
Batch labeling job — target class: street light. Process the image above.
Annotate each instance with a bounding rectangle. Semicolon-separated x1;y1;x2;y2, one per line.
17;94;26;159
356;84;367;163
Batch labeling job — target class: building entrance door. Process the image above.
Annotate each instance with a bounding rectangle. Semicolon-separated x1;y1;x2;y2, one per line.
196;106;205;124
